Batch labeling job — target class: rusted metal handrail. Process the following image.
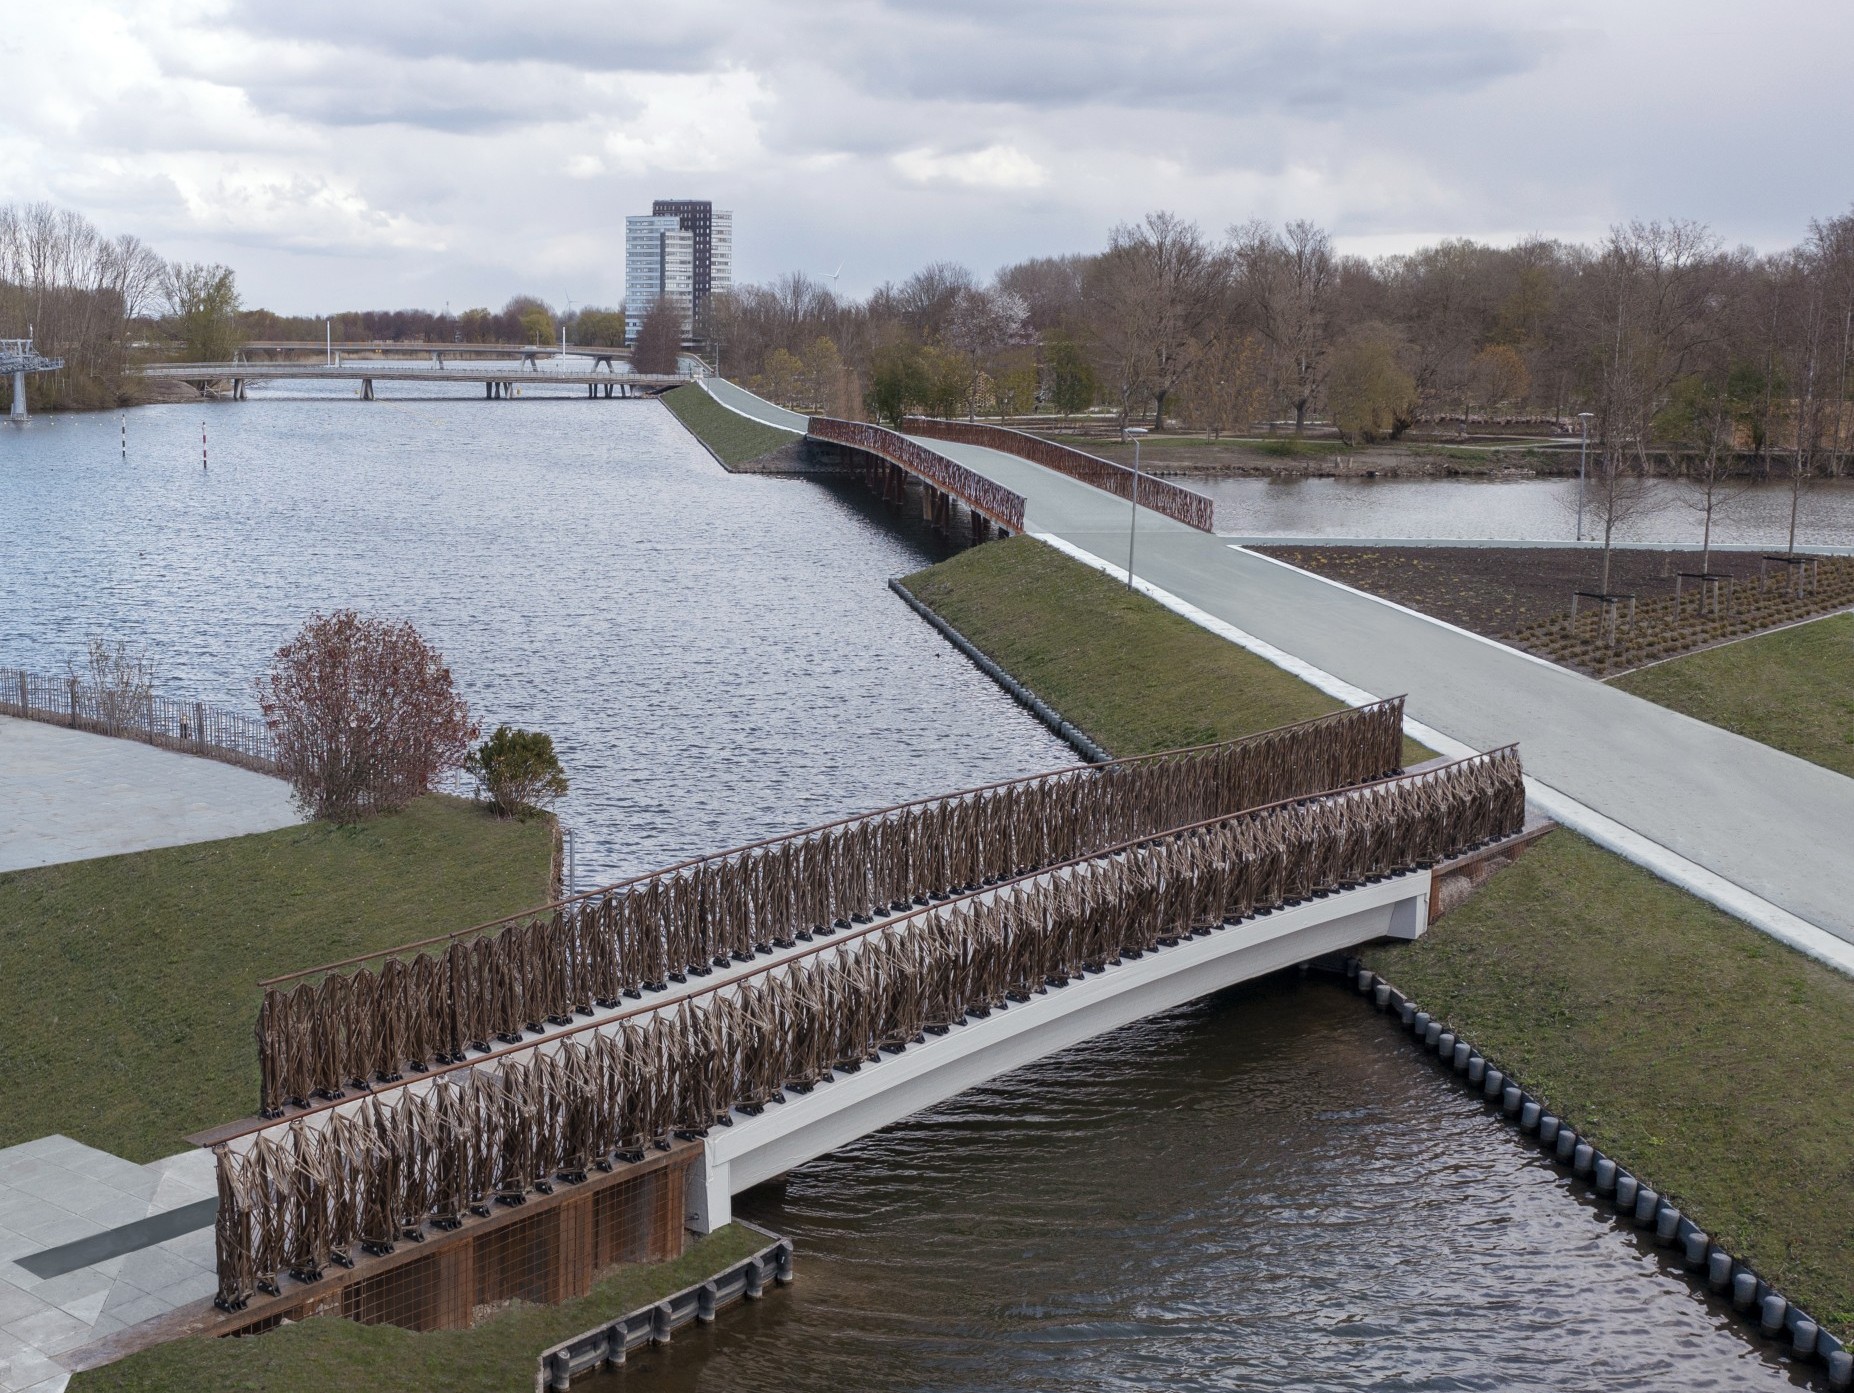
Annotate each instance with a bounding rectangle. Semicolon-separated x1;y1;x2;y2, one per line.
807;416;1027;532
901;417;1216;532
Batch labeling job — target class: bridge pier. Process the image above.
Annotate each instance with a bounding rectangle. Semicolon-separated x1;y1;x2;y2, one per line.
361;378;375;401
8;370;24;422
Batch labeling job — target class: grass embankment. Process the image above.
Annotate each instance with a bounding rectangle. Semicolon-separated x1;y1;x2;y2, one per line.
905;534;1429;762
1614;612;1854;778
71;1224;767;1393
660;383;800;467
1364;831;1854;1332
0;795;555;1162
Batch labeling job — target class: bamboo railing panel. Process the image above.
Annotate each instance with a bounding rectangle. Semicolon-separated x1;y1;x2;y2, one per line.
255;701;1407;1109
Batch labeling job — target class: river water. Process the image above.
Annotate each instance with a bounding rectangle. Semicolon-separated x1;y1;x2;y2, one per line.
1194;472;1854;547
0;379;1805;1386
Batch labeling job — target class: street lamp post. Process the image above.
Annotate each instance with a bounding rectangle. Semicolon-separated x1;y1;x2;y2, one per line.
1125;427;1147;589
1576;412;1595;542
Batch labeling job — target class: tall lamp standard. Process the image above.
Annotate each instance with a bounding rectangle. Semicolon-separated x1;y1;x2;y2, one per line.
1125;427;1147;589
1576;411;1594;542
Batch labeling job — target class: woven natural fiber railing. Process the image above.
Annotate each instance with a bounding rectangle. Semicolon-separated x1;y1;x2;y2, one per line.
254;701;1406;1110
806;415;1027;532
901;417;1216;532
212;747;1523;1309
0;665;276;773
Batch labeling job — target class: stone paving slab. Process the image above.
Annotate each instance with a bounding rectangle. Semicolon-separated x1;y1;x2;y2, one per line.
0;715;299;874
0;1138;216;1392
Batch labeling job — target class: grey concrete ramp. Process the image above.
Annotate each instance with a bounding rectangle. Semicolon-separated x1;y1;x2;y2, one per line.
0;716;300;874
909;434;1854;953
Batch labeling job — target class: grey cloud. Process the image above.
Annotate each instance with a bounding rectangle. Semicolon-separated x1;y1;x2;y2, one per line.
218;0;725;76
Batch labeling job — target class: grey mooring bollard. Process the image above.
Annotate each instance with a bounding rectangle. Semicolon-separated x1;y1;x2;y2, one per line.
1573;1142;1594;1176
1374;982;1391;1009
1793;1319;1819;1357
1502;1085;1522;1116
605;1323;628;1366
1467;1056;1486;1086
1357;970;1374;994
1520;1100;1542;1132
549;1352;572;1391
1615;1174;1639;1211
1760;1293;1787;1337
1554;1128;1577;1163
1654;1206;1680;1245
1538;1115;1560;1146
1706;1250;1733;1292
1594;1157;1617;1193
1732;1271;1758;1312
1413;1010;1431;1035
1633;1187;1660;1227
1451;1041;1470;1072
697;1281;718;1324
1483;1067;1504;1098
1435;1029;1453;1056
1682;1230;1709;1270
1425;1022;1443;1048
1827;1347;1852;1389
1400;1002;1416;1026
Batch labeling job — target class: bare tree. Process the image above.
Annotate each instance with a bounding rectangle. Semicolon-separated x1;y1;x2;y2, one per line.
1086;211;1228;433
945;286;1028;418
1231;219;1336;431
69;637;153;738
258;611;477;823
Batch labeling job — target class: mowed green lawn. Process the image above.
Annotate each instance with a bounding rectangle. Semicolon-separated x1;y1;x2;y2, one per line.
905;534;1431;762
1614;611;1854;777
660;383;800;467
0;794;555;1162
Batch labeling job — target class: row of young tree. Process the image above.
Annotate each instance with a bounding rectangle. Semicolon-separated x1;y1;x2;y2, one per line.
0;203;242;408
714;209;1854;482
240;297;630;350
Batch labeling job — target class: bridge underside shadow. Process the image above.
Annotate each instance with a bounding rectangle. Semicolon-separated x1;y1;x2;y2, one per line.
692;870;1428;1228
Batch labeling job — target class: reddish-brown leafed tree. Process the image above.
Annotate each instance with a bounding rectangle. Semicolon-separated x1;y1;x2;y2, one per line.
258;610;477;822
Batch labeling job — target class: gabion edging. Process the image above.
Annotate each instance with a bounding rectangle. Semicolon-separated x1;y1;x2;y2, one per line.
1344;959;1851;1389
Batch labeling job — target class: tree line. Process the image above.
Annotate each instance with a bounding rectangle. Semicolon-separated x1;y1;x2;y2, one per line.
715;209;1854;481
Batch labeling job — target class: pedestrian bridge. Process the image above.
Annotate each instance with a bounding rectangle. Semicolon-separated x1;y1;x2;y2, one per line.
196;703;1527;1319
137;360;694;400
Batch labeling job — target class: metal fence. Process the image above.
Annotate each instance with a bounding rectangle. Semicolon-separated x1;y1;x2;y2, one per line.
253;700;1407;1109
0;665;276;773
212;746;1524;1310
901;417;1217;532
806;416;1028;533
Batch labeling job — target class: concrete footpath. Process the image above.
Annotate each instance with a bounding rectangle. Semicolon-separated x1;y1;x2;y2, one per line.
0;716;300;874
698;381;1854;962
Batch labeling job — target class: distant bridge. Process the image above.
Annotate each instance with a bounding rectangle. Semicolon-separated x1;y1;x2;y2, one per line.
238;340;632;371
136;360;694;401
2;339;63;422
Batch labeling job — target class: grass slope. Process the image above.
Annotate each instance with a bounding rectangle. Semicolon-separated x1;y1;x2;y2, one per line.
906;534;1430;762
1365;830;1854;1331
72;1225;768;1393
1614;612;1854;778
660;383;800;468
0;795;555;1161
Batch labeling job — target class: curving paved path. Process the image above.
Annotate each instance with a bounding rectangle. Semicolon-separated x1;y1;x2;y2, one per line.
0;717;300;875
695;381;1854;961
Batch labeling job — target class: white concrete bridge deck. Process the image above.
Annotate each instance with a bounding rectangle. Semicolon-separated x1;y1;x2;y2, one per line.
699;379;1854;970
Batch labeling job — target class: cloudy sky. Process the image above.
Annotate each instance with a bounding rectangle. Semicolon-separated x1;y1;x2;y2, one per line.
3;0;1850;314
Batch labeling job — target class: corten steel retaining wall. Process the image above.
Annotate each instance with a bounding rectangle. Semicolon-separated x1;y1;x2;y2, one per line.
254;702;1407;1110
212;1140;698;1335
900;417;1216;533
212;748;1524;1311
0;665;277;773
805;416;1028;533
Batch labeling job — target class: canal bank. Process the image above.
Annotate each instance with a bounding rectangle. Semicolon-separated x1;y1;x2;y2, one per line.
899;534;1854;1358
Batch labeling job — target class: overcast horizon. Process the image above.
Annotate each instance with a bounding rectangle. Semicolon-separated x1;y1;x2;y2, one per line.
5;0;1852;315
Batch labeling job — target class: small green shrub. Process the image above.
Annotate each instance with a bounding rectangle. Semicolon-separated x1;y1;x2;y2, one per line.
466;726;568;819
